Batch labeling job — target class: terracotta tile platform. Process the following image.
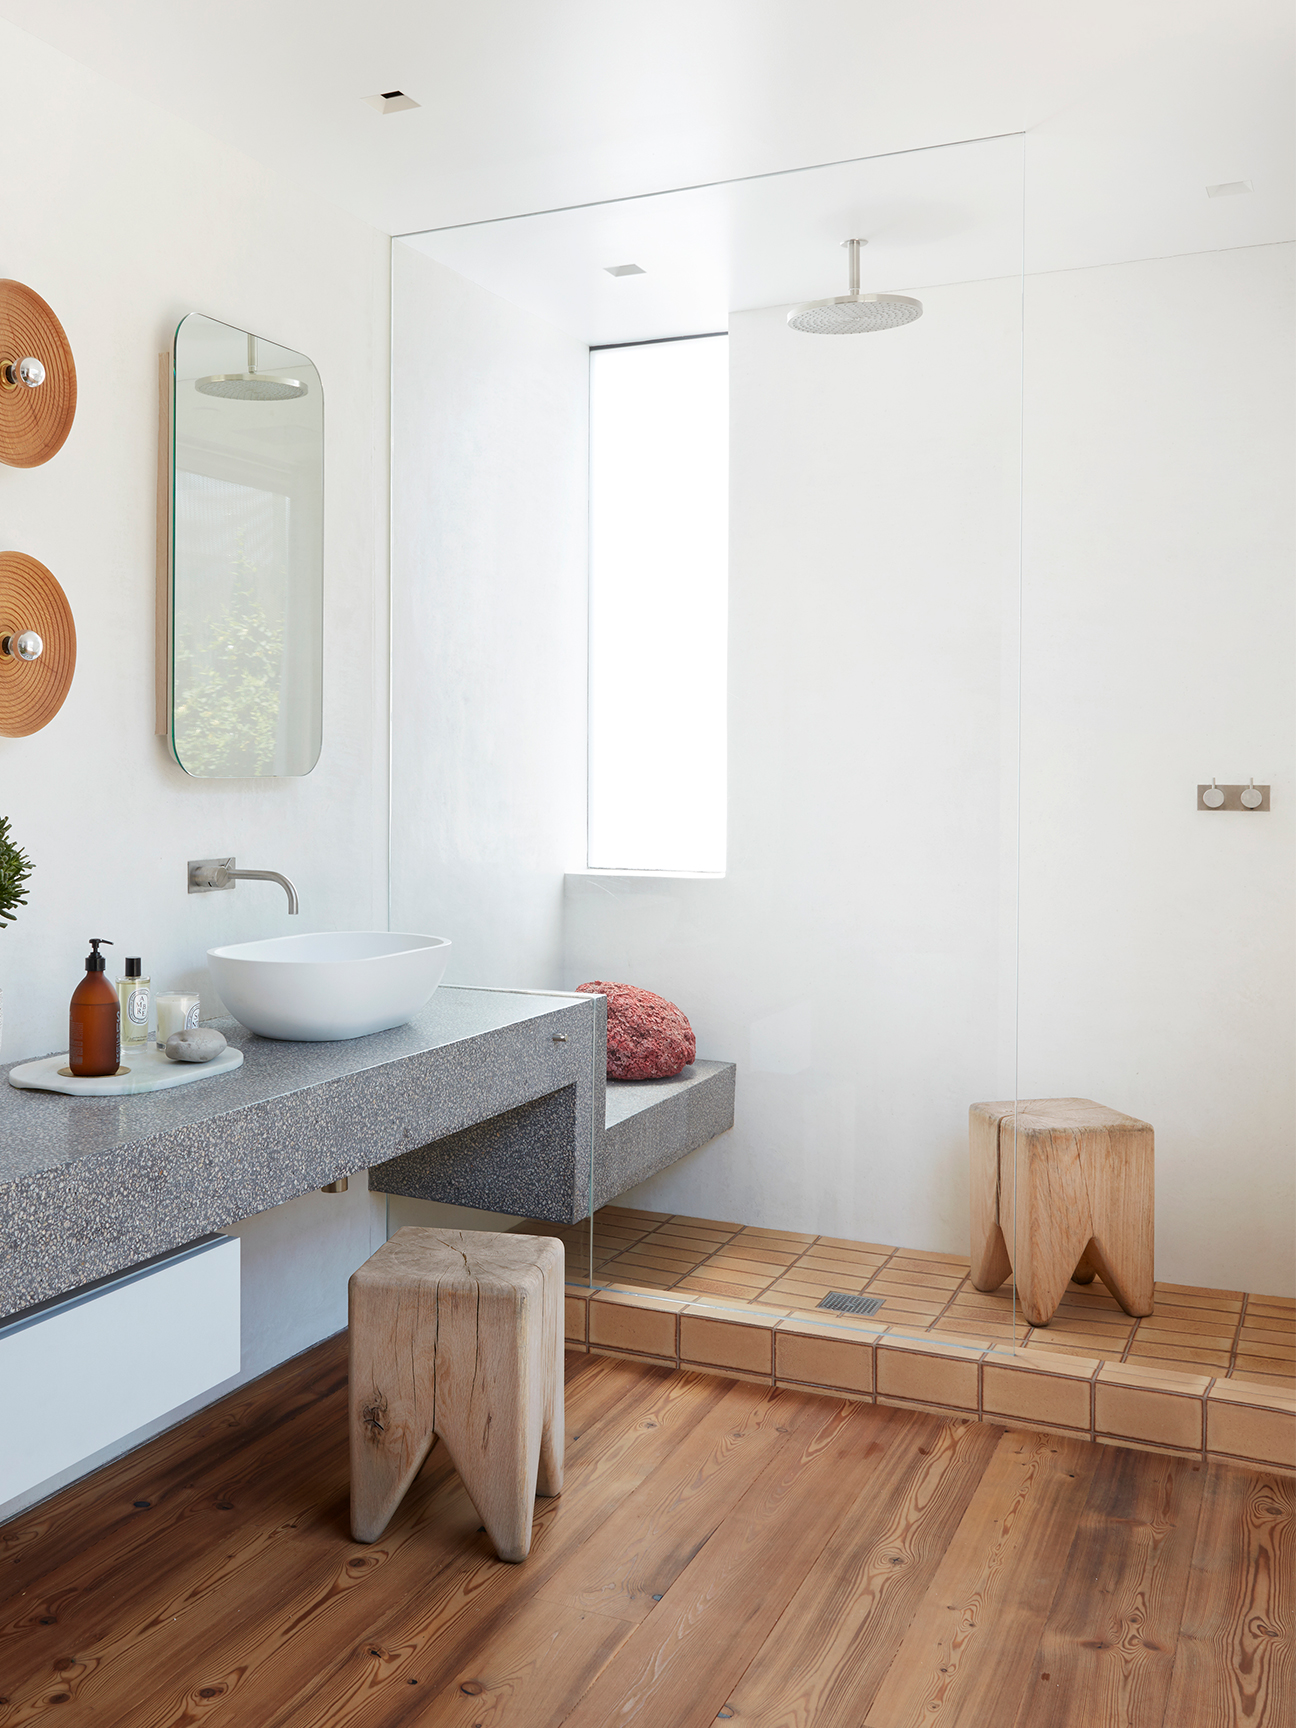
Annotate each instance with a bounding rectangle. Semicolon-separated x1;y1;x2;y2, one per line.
522;1205;1296;1476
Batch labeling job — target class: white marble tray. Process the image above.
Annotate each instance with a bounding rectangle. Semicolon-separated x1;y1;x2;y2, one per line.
8;1042;244;1096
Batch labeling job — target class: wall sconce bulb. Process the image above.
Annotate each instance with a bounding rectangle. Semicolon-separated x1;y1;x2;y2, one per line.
4;357;45;389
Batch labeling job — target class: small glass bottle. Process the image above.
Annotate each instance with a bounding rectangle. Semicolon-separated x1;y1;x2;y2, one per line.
70;938;120;1077
118;956;151;1051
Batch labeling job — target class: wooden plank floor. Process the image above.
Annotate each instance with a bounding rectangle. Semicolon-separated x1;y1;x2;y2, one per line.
1;1334;1291;1727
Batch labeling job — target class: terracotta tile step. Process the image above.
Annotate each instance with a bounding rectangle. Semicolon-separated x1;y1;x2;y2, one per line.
1236;1331;1296;1356
816;1237;897;1254
676;1276;762;1301
1235;1351;1296;1376
1130;1344;1232;1370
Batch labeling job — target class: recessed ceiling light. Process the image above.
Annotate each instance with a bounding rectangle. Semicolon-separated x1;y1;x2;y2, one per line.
363;91;420;115
604;263;646;277
1206;180;1253;197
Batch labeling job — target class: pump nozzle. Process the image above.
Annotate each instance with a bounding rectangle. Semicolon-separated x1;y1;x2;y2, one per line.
85;937;114;972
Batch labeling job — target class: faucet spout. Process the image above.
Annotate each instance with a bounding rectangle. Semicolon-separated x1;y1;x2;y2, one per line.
187;858;300;914
225;868;300;914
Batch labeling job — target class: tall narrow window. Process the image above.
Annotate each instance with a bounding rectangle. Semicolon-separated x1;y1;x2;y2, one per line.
588;334;728;872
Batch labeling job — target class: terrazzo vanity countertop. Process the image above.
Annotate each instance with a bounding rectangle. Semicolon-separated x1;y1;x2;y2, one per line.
0;986;602;1320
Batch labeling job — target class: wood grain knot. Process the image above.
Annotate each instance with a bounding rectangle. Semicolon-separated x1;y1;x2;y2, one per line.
362;1394;388;1439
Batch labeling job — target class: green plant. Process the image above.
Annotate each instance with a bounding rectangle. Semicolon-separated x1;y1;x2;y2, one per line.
173;533;285;777
0;814;33;930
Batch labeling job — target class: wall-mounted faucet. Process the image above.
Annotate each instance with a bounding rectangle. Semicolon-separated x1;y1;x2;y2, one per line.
188;857;300;914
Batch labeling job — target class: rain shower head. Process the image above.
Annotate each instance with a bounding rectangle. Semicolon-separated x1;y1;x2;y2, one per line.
195;333;308;400
195;373;306;401
787;239;922;336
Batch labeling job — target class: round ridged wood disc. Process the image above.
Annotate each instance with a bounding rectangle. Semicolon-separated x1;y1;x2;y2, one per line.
0;551;76;736
0;280;77;467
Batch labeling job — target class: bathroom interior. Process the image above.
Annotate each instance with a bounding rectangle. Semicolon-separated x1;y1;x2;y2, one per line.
0;1;1292;1722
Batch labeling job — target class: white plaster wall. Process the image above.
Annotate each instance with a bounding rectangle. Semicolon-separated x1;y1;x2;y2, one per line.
390;243;589;987
1017;243;1295;1297
567;247;1296;1298
567;277;1025;1255
0;20;393;1510
0;20;391;1057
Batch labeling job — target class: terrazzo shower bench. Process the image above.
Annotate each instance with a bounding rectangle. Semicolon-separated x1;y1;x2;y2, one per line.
0;984;736;1322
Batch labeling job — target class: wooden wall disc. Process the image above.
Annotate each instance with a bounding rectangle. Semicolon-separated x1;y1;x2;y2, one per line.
0;280;77;467
0;552;76;736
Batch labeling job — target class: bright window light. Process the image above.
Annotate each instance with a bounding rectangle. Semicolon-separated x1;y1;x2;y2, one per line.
588;335;728;872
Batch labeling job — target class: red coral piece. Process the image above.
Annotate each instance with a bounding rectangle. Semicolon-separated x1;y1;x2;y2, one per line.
576;980;696;1081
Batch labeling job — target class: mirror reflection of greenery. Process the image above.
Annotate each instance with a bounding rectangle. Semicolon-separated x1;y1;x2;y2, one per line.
175;534;284;776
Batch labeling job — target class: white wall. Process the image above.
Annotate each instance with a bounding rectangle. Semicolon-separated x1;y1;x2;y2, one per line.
0;19;393;1509
566;246;1296;1299
567;276;1025;1254
0;20;391;1057
390;243;589;986
1017;243;1295;1296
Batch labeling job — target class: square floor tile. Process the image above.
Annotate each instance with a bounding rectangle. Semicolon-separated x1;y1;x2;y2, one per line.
983;1361;1093;1431
775;1326;874;1394
680;1313;774;1377
1206;1389;1296;1468
1095;1381;1203;1451
875;1341;979;1411
589;1294;677;1359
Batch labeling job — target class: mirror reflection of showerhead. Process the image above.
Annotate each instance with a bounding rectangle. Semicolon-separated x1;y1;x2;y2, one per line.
787;239;922;335
195;333;308;400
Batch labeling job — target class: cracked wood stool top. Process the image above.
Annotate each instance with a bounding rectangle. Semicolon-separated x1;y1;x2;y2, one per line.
969;1097;1154;1329
348;1227;564;1562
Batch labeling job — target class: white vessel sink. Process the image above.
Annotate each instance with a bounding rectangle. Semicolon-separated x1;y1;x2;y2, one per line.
208;931;452;1041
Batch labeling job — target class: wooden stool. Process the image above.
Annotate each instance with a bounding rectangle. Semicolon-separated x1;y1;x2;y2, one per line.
349;1227;564;1562
969;1098;1154;1328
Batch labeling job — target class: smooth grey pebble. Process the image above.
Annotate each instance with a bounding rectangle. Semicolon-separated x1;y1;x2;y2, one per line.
165;1028;228;1064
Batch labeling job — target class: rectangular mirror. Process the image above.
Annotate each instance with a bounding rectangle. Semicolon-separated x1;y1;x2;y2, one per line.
166;312;323;777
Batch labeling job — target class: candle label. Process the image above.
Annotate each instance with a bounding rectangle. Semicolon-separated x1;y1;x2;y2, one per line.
185;1002;201;1030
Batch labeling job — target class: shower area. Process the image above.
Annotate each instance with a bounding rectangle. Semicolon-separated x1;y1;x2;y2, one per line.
388;33;1294;1465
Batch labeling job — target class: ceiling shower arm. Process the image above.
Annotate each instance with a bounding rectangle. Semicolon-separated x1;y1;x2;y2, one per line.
844;236;865;295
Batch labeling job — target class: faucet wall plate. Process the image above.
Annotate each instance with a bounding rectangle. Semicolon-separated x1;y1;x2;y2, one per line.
189;857;236;893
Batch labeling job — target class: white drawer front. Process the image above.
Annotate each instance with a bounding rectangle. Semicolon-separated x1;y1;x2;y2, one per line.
0;1236;241;1504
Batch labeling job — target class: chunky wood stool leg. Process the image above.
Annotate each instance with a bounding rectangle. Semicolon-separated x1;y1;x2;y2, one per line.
969;1103;1013;1292
1004;1118;1097;1327
536;1284;565;1501
349;1228;565;1562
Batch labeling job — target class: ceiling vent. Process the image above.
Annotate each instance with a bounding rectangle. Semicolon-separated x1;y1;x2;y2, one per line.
605;263;645;277
363;91;420;114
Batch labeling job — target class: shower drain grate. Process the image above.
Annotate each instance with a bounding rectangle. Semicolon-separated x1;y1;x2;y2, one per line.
817;1291;885;1316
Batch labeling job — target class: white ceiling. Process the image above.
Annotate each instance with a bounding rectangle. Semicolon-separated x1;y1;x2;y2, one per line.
404;135;1029;347
0;0;1290;242
401;12;1293;348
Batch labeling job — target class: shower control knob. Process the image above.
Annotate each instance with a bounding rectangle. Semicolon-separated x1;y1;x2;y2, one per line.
1241;781;1263;808
1;630;42;660
3;357;45;389
1202;782;1225;808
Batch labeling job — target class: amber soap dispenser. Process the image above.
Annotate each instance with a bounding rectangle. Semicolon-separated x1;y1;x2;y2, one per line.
69;938;120;1077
